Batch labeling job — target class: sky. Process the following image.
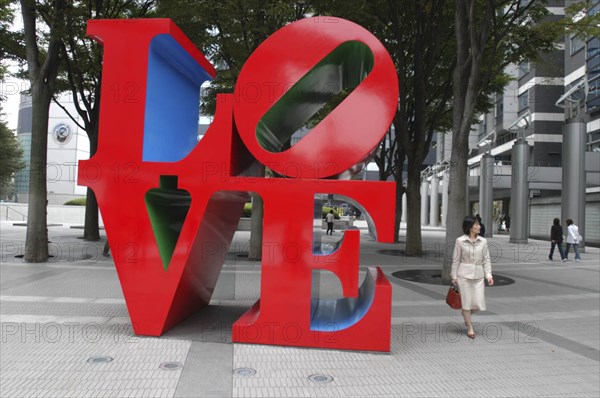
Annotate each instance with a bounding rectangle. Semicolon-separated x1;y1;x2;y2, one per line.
1;66;28;131
1;6;24;132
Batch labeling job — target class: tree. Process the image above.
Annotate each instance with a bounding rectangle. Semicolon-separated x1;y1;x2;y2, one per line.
54;0;156;241
313;0;456;253
158;0;312;116
20;0;67;262
442;0;558;281
561;1;600;38
0;0;23;80
0;105;25;199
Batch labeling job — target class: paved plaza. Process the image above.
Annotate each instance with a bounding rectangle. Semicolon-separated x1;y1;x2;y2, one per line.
0;220;599;397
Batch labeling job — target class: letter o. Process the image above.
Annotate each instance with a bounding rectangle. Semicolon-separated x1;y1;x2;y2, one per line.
283;323;301;343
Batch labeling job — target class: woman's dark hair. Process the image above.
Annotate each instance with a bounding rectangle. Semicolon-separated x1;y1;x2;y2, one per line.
553;218;560;225
566;218;573;226
462;215;478;235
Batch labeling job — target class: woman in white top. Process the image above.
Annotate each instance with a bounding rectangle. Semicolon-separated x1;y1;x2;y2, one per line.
565;218;582;261
451;215;494;339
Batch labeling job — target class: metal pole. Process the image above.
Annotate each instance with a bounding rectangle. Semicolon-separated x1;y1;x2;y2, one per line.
510;135;529;243
561;117;586;249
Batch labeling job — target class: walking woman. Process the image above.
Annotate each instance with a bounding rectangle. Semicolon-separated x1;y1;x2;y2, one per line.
451;215;494;339
549;218;566;262
565;218;582;261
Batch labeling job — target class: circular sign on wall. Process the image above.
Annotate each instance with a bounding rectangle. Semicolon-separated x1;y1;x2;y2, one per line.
51;123;73;145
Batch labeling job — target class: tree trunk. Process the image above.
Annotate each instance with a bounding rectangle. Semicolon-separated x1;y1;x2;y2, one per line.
83;188;100;240
83;127;100;240
405;167;422;255
442;0;471;282
393;172;405;243
248;192;264;261
441;136;469;280
24;83;50;262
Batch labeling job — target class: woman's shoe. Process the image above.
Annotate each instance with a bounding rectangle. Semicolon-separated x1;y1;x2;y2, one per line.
467;332;475;339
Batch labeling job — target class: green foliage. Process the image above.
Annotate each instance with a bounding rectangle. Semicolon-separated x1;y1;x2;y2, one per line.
322;207;340;220
0;106;25;192
312;0;456;184
54;1;157;134
64;197;86;206
0;0;23;86
560;1;600;38
156;0;311;115
242;203;340;219
242;202;252;217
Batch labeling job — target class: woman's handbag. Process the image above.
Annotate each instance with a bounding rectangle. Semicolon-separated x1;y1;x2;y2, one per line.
446;284;462;310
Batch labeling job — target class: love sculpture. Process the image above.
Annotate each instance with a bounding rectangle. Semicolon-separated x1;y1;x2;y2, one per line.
80;17;398;351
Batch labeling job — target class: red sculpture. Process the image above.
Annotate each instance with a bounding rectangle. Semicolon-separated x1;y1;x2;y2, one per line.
81;17;398;351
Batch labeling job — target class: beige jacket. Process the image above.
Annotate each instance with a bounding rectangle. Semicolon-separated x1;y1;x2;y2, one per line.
451;235;492;280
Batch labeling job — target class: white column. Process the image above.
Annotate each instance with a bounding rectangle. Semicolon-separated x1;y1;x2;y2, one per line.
429;174;439;226
421;180;429;226
441;171;449;227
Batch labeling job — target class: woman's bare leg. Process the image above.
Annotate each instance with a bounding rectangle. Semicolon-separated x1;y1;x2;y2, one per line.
462;310;474;336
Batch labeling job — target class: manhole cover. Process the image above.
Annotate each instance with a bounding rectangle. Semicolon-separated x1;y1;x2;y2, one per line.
392;269;515;286
159;362;183;370
308;374;334;384
87;356;113;363
233;367;257;376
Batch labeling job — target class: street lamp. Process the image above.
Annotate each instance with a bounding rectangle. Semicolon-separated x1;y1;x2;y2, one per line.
476;128;497;237
507;111;531;138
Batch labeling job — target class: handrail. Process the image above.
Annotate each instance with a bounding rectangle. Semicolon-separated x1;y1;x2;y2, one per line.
2;205;27;221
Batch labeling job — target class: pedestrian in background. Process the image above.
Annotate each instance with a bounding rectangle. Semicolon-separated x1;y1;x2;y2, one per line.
549;218;566;262
565;218;582;262
451;215;494;339
325;209;335;235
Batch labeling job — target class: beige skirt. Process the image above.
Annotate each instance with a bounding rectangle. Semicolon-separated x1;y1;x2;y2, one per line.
457;277;486;311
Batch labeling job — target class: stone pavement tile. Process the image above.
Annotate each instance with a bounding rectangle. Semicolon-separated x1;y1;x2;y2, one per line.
0;323;190;398
0;266;123;299
231;318;600;397
2;223;599;396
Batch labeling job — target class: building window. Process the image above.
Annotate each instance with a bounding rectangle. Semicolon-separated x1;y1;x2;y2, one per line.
495;96;504;125
518;90;529;111
589;131;600;152
478;116;488;139
590;1;599;16
587;75;600;113
587;36;600;113
570;35;585;55
518;62;530;78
